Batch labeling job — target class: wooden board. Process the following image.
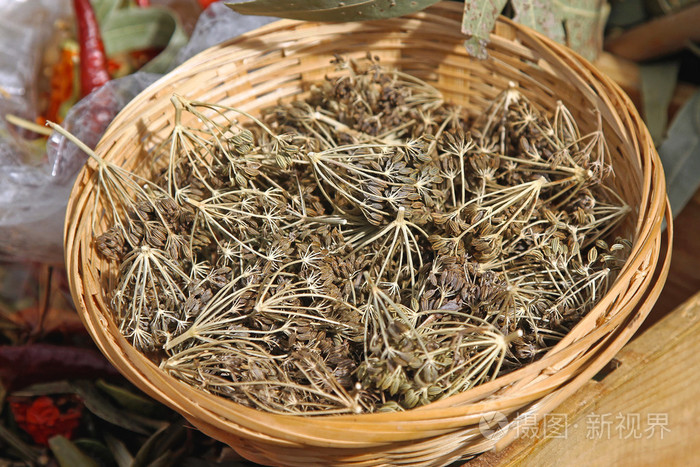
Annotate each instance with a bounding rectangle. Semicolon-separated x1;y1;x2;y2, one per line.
470;291;700;466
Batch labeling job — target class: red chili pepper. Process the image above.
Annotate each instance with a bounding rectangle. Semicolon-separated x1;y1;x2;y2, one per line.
198;0;220;9
73;0;110;97
10;396;83;446
135;0;151;6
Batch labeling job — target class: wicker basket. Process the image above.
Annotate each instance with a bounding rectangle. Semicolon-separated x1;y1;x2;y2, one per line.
65;3;671;465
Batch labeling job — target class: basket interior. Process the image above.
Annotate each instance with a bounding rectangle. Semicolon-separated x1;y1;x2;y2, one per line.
89;20;642;302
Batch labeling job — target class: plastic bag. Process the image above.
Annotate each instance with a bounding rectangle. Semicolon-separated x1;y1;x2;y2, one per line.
0;1;273;264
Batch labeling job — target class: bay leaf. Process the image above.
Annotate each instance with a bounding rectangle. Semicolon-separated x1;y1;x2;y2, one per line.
559;0;609;61
0;423;40;463
225;0;441;22
102;8;176;55
96;379;166;418
512;0;565;43
91;0;120;26
71;381;151;435
48;436;99;467
100;7;187;74
11;381;75;397
640;59;680;144
461;0;508;59
132;423;186;467
104;434;134;467
72;439;115;466
658;90;700;216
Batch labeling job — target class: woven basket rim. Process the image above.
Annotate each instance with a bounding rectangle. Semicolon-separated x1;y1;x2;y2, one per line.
64;2;671;462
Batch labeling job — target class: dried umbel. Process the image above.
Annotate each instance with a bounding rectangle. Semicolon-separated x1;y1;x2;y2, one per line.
68;56;629;414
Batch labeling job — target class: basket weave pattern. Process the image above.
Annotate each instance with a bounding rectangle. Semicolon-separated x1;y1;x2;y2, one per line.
65;3;671;465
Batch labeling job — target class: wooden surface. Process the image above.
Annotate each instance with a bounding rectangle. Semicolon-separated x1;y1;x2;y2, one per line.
470;289;700;466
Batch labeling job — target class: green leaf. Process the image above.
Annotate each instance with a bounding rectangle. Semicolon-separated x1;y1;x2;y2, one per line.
48;436;99;467
72;439;115;466
132;423;186;467
11;381;75;397
71;381;151;435
512;0;565;43
0;423;41;463
100;6;188;73
226;0;441;22
658;90;700;216
146;452;177;467
95;379;166;418
180;458;248;467
461;0;508;59
91;0;120;25
102;8;177;56
640;59;680;144
104;434;134;467
559;0;609;61
141;12;189;74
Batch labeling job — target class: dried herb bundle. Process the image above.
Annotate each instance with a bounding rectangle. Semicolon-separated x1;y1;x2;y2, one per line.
74;56;630;414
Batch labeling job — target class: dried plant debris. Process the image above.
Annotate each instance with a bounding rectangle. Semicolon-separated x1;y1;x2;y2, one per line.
85;56;630;414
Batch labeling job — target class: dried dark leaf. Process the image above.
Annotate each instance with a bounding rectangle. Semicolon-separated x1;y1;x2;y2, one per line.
180;457;248;467
104;434;135;467
10;381;75;397
0;423;41;463
71;381;152;435
72;439;116;466
96;379;166;418
226;0;440;22
132;423;186;467
48;435;99;467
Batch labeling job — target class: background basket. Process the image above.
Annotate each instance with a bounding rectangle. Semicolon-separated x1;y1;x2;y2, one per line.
64;3;671;466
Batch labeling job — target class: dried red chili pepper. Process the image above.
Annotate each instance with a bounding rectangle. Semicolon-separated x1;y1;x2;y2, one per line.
10;396;83;446
73;0;110;97
198;0;220;9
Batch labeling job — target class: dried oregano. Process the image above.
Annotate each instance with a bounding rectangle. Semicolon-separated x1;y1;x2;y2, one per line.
57;55;630;414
